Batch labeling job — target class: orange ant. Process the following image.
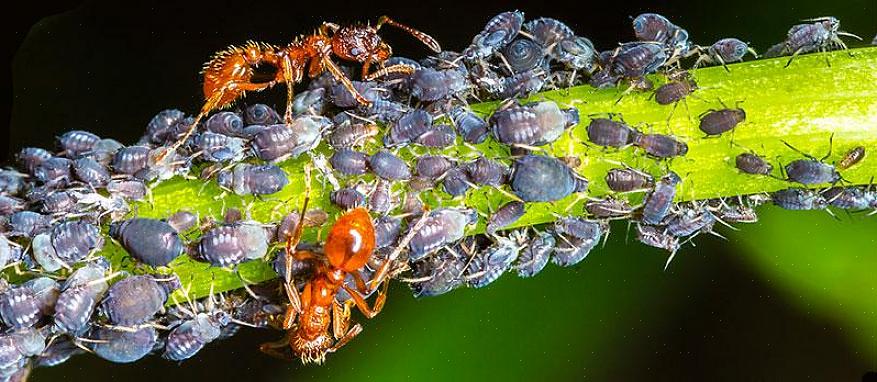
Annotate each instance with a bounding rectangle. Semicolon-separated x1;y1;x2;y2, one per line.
260;165;387;363
164;16;441;158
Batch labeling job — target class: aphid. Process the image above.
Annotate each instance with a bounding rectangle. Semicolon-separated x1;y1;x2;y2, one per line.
331;187;367;210
772;188;828;210
442;167;472;197
822;187;875;210
41;190;76;214
0;196;26;216
90;326;158;364
197;223;271;268
262;208;390;364
523;17;573;48
22;276;59;318
50;220;104;264
605;167;654;193
642;172;682;225
332;81;384;108
553;36;598;73
164;311;231;361
385;109;433;146
368;150;411;180
699;105;746;136
782;17;862;67
109;218;184;267
502;38;545;73
0;328;46;372
514;231;555;277
409;208;477;261
654;73;697;105
0;237;23;270
736;153;774;176
100;274;180;326
84;138;124;167
165;17;440;156
32;233;65;272
585;198;635;218
111;146;150;175
410;248;467;297
633;133;689;159
636;224;680;253
244;104;281;126
374;215;402;249
293;88;328;115
36;337;81;368
464;11;525;59
368;180;393;214
361;98;411;122
0;170;26;196
464;157;508;187
510;155;583;202
838;146;865;170
486;201;525;234
415;155;453;179
784;160;840;185
54;260;112;334
552;218;605;267
106;179;148;201
666;206;717;237
631;13;691;56
143;109;186;144
414;124;456;148
72;157;111;188
17;148;53;178
466;235;521;288
450;106;489;144
586;117;639;148
0;280;41;329
694;38;758;70
496;68;547;98
327;122;379;148
716;203;759;224
34;157;73;188
58;130;101;157
8;211;51;237
410;67;470;101
194;132;246;162
604;42;669;80
203;111;245;137
252;117;325;162
330;148;369;176
490;101;579;146
216;163;288;196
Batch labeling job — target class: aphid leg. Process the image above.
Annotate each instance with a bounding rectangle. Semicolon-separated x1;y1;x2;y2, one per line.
784;47;806;68
821;133;835;161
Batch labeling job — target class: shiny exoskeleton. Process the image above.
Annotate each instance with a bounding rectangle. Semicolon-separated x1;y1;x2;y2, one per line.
510;155;586;202
642;172;682;225
736;153;774;176
781;17;862;67
699;106;746;136
694;38;757;71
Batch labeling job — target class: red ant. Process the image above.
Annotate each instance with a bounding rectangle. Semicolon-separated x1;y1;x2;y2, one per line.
260;166;386;363
164;16;441;158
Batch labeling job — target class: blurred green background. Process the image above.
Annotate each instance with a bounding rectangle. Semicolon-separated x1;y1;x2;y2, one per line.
5;0;876;380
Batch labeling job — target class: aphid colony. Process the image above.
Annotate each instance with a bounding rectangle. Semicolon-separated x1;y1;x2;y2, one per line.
0;10;872;375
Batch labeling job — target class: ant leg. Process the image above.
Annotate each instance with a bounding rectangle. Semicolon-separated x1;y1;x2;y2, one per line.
341;279;389;319
319;22;340;36
259;337;295;361
322;56;371;106
376;16;442;52
285;165;312;286
328;323;363;353
364;64;416;81
332;301;350;340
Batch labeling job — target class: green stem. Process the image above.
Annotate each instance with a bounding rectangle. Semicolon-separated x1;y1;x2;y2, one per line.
77;47;877;301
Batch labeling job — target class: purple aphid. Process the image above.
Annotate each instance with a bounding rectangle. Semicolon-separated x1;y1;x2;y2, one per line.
194;132;245;162
466;236;521;288
72;157;111;188
51;220;104;264
486;201;525;234
699;107;746;136
83;138;124;167
0;328;46;373
553;36;598;73
8;211;51;237
163;312;230;361
216;163;288;196
510;155;583;202
586;117;640;148
41;190;76;215
197;223;271;267
736;153;774;176
464;11;524;59
368;180;393;214
144;109;186;144
0;196;25;216
327;122;379;148
716;203;759;224
633;133;689;159
604;42;670;80
111;146;150;175
106;179;148;201
100;274;179;326
251;120;323;163
0;171;26;196
416;155;454;179
0;280;41;329
109;218;183;267
782;17;861;67
772;188;828;210
292;88;328;116
442;167;472;197
0;237;22;270
502;38;545;73
523;17;573;48
490;101;579;146
54;260;112;334
374;215;402;249
410;248;467;297
17;147;53;175
361;99;410;122
204;111;244;137
386;109;433;146
631;13;691;55
330;148;369;176
586;198;635;218
34;157;73;188
90;326;158;364
368;150;411;180
636;224;680;253
784;159;840;185
642;172;682;225
331;81;384;108
822;187;876;210
410;68;470;101
58;130;100;158
21;277;59;318
331;187;366;210
552;218;604;267
244;104;281;125
409;208;477;261
32;233;64;272
514;231;555;278
666;207;717;237
495;68;546;99
464;157;508;187
654;74;697;105
695;38;757;70
414;124;456;148
36;337;81;368
450;107;489;144
605;167;654;192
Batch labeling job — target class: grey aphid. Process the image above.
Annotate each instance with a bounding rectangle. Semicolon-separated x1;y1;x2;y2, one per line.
90;326;158;364
163;312;230;361
642;172;682;225
100;274;180;326
109;218;183;267
217;163;288;196
515;232;555;278
58;130;101;158
409;208;478;261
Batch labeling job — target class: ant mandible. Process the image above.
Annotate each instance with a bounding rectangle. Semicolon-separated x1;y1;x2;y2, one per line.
164;16;441;157
260;166;386;363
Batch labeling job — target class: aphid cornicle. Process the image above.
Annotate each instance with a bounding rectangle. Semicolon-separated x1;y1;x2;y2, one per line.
100;274;180;326
642;172;682;225
586;117;639;148
216;163;288;196
109;218;184;267
511;155;585;202
736;153;774;176
699;106;746;136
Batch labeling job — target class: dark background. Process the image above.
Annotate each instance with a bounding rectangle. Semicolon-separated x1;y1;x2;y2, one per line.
3;0;877;381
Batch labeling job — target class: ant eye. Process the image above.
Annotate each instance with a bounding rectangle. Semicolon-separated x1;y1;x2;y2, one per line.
350;47;362;56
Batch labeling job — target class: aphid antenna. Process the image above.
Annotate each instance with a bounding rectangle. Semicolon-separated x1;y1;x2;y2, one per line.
836;31;863;40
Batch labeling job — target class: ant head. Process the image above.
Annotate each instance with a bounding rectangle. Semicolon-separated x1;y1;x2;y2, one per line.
331;24;391;64
323;207;375;271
